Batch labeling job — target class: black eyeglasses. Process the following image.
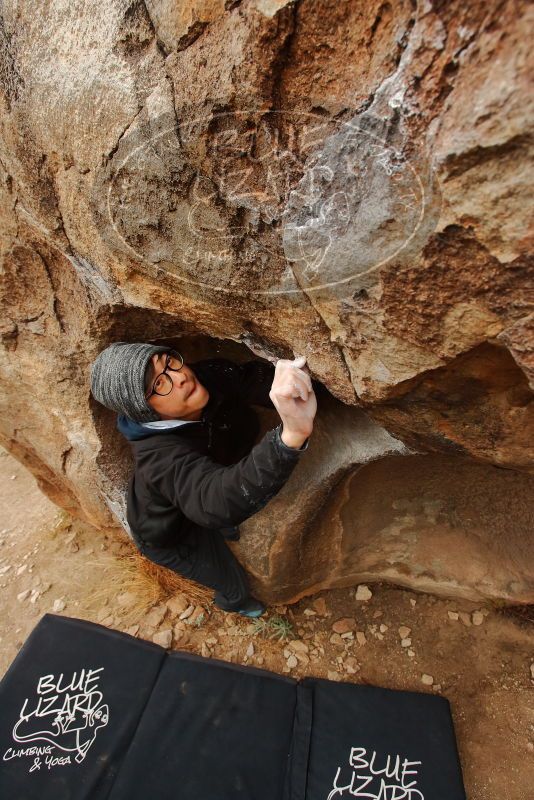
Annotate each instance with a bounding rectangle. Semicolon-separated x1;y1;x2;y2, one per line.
144;350;185;399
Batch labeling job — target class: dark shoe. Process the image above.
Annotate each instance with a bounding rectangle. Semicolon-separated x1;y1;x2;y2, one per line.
235;598;266;618
220;525;240;542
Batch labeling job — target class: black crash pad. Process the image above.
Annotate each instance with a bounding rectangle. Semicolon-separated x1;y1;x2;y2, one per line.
0;614;466;799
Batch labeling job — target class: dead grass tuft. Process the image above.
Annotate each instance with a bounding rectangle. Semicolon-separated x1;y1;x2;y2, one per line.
84;546;212;625
140;556;212;606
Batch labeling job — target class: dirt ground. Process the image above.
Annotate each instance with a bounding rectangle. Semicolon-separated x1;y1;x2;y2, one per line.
0;445;533;798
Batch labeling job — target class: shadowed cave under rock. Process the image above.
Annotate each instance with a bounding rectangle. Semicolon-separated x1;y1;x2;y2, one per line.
91;328;534;606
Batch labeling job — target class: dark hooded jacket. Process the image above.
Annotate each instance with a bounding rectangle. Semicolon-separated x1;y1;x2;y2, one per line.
117;358;310;547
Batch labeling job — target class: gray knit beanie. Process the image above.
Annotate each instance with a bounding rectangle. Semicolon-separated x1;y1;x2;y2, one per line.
90;341;172;422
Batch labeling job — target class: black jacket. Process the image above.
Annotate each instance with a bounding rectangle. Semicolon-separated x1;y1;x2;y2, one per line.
117;358;309;546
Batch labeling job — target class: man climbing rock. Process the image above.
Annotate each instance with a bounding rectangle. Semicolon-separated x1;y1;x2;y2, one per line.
90;342;317;617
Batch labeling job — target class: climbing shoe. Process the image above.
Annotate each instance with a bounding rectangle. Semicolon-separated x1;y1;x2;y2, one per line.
235;598;266;618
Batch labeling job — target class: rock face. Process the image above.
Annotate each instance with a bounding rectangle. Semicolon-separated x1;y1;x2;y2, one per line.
243;449;534;605
0;1;532;603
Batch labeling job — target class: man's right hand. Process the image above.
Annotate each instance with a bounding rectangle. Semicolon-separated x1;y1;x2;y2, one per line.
269;356;317;448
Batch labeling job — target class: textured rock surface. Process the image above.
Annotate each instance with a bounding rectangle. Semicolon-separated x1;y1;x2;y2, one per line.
0;0;532;603
256;452;534;604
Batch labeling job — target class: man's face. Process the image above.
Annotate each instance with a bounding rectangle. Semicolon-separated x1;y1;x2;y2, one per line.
144;353;210;421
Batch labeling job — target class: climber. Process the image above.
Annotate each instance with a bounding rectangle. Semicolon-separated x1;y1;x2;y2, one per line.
89;342;317;618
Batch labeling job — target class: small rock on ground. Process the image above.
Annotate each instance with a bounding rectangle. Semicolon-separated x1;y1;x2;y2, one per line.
332;618;355;634
355;585;373;601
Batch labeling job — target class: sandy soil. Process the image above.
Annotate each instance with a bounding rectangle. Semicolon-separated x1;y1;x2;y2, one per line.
0;445;533;798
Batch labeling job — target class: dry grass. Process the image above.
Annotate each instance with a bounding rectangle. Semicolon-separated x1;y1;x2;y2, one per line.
43;511;213;623
83;545;212;626
140;554;212;606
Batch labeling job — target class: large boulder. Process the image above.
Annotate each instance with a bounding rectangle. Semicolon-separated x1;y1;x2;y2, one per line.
0;0;532;603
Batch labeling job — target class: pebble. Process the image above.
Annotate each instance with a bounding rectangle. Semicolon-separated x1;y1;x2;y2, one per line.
447;611;459;621
421;674;434;686
458;612;472;627
344;656;359;674
329;633;345;647
286;655;298;669
246;643;254;658
327;670;341;681
398;626;411;639
407;649;415;658
303;608;317;616
145;605;168;627
312;597;328;616
288;640;309;654
332;618;355;634
179;605;195;621
173;627;190;646
16;565;28;576
29;590;40;604
355;584;372;601
401;638;412;648
52;598;66;612
356;631;367;646
530;664;534;680
471;611;484;626
166;594;190;616
201;642;211;658
17;589;31;602
0;565;11;575
410;599;417;607
153;630;173;648
379;624;388;633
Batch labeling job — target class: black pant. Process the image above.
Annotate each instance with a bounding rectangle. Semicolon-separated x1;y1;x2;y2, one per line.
132;404;261;611
133;527;250;611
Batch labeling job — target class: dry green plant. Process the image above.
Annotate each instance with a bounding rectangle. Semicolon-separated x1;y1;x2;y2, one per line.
251;614;293;641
